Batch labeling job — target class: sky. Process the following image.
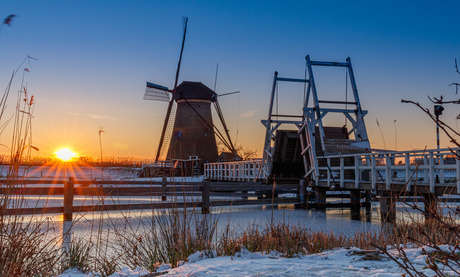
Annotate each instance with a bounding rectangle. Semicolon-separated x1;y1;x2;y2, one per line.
0;0;459;159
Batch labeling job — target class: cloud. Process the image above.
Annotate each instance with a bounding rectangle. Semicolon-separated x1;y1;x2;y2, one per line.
68;112;118;120
240;110;257;118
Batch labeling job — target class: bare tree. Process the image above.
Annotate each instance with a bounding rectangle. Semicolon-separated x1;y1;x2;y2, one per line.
401;58;460;156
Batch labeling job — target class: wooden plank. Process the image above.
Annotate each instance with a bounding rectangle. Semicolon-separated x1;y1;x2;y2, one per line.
4;206;63;215
209;197;299;207
72;202;198;213
0;187;65;195
0;184;299;197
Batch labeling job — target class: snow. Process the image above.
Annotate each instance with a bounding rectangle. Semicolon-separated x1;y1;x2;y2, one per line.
56;246;458;277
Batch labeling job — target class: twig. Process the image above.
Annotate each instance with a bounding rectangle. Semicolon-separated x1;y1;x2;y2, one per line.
401;99;460;148
449;83;459;95
455;58;460;75
428;95;460;104
371;243;422;277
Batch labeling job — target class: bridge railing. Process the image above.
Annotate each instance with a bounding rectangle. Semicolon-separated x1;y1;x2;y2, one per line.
316;148;460;193
204;159;263;182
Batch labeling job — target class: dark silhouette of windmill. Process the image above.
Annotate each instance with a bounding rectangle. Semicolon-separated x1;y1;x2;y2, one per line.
143;17;238;163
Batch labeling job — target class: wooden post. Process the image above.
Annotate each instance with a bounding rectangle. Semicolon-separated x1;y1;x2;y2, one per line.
64;177;74;221
405;153;411;192
161;177;167;201
297;179;307;208
364;191;372;221
62;220;72;254
241;190;248;200
423;193;437;221
379;192;396;223
315;188;326;210
339;156;344;187
350;190;361;220
385;155;391;190
201;182;210;214
371;155;376;189
354;156;360;189
457;150;460;194
429;152;435;193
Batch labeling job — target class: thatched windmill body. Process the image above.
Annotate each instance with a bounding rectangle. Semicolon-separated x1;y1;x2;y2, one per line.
143;17;237;163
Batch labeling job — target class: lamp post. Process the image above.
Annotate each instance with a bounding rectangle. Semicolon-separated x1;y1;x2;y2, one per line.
434;105;444;152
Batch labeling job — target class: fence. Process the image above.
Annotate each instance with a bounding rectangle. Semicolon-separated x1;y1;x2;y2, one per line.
316;148;460;193
204;159;263;181
0;178;299;220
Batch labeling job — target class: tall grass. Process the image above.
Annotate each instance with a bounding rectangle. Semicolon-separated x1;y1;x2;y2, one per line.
0;57;63;276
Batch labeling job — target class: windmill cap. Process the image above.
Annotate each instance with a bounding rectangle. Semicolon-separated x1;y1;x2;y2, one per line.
174;81;217;102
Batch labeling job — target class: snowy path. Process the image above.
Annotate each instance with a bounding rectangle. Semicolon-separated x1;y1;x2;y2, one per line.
164;248;409;277
58;246;457;277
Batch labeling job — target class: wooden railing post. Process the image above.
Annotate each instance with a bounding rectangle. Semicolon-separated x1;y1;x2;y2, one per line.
64;177;74;221
405;153;411;192
457;150;460;194
161;177;167;201
429;152;435;193
201;182;210;214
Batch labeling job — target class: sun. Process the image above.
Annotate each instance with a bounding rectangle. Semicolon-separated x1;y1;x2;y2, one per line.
54;148;78;162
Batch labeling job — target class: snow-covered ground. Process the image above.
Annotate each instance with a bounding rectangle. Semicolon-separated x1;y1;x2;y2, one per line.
58;246;456;276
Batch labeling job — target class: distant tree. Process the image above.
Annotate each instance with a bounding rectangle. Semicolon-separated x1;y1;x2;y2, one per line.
235;145;258;160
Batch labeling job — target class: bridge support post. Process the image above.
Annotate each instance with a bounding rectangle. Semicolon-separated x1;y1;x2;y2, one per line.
201;182;210;214
315;188;326;209
297;179;307;208
423;193;438;221
364;191;372;221
379;192;396;223
64;177;74;221
350;190;361;220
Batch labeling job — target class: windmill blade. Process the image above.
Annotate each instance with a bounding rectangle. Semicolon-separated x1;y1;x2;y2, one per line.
155;16;188;162
214;99;238;156
144;82;170;102
174;16;188;89
155;98;175;161
217;91;240;97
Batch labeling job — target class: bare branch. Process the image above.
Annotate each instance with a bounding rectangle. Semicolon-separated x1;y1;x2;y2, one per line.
455;58;460;75
428;95;443;104
401;99;460;148
428;95;460;104
449;83;460;94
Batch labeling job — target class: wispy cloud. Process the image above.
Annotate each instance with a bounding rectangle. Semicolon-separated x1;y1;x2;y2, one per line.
240;110;257;118
68;112;118;120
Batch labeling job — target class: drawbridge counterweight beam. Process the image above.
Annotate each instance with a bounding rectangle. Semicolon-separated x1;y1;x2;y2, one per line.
261;56;371;182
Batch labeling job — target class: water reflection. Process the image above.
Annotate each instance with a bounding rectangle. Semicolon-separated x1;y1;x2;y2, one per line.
50;204;384;247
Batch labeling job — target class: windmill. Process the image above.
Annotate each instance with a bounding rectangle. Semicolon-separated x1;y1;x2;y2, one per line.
143;17;238;163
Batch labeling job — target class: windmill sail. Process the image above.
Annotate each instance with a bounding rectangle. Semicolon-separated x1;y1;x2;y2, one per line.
144;82;170;102
155;16;188;162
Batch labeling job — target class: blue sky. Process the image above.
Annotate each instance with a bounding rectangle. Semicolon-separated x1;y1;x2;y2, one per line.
0;0;458;158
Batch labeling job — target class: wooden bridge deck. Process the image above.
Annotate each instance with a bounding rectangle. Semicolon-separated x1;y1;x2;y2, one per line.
205;148;460;195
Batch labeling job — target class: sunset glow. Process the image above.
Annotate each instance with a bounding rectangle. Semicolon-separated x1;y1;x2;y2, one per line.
54;148;78;162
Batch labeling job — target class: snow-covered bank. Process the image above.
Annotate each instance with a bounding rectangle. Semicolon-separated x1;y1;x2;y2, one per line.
57;246;457;277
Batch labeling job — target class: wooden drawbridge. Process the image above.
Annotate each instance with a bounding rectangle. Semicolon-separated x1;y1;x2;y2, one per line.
204;56;460;222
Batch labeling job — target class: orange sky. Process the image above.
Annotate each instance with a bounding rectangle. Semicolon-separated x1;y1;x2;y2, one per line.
0;1;459;159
